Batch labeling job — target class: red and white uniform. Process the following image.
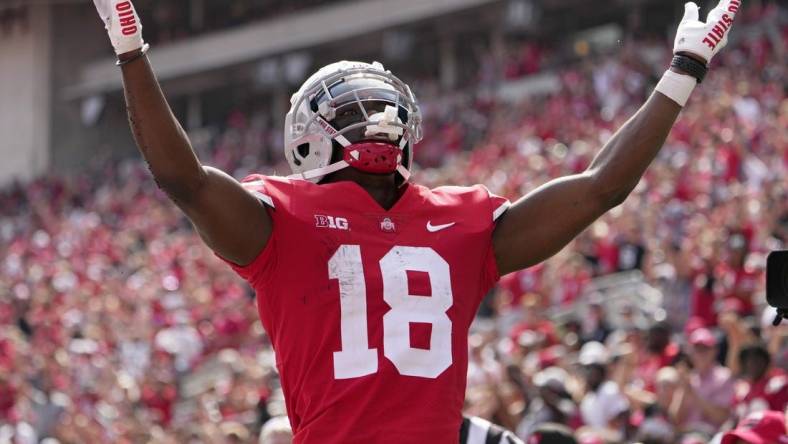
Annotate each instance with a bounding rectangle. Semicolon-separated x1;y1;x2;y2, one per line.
223;175;509;443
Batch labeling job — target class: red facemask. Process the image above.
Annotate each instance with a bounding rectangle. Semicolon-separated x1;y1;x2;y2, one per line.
342;141;402;174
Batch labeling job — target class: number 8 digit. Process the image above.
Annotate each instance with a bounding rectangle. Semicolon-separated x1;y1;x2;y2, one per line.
380;246;452;378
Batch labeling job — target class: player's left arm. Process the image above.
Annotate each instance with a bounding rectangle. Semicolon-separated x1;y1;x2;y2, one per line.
493;0;742;275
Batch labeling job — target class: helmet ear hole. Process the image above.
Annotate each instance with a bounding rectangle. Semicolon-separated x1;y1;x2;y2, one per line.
297;143;310;158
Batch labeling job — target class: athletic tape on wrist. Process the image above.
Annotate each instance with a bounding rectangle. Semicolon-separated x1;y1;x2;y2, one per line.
655;70;696;107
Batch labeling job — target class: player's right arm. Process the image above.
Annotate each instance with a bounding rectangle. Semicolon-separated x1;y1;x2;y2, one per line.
493;0;741;274
92;0;270;266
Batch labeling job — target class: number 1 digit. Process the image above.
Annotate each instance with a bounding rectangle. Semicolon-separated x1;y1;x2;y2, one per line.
328;245;378;379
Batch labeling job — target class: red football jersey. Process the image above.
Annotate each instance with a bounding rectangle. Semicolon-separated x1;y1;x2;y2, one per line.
223;175;510;443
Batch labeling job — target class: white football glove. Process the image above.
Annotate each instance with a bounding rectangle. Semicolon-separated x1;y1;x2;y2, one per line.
674;0;741;63
92;0;145;55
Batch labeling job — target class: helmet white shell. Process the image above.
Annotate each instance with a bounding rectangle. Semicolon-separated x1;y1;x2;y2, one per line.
284;61;422;183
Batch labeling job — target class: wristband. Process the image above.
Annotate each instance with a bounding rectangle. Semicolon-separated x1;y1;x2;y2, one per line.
116;43;150;67
655;70;696;107
670;54;708;84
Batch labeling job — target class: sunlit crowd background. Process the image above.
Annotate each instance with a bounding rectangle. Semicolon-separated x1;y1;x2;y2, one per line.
0;0;786;443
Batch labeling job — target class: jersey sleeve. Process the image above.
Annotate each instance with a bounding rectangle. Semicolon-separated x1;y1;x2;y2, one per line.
483;185;511;223
217;174;290;287
238;174;277;209
477;185;510;292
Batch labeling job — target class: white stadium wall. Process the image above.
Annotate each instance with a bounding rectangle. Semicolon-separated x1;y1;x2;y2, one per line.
0;5;51;186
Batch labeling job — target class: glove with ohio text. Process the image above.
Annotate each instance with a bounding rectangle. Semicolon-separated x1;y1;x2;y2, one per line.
673;0;742;63
92;0;145;55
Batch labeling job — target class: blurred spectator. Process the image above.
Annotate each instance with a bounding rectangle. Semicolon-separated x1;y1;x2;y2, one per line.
761;306;788;371
615;222;646;272
733;343;788;419
720;410;788;444
653;366;679;415
581;299;612;344
671;328;735;435
154;310;203;373
577;342;629;433
259;416;292;444
636;322;680;393
509;296;558;348
517;367;578;436
630;366;681;443
527;423;578;444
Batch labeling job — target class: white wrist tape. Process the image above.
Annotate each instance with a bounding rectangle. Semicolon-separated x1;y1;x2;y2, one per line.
655;70;697;107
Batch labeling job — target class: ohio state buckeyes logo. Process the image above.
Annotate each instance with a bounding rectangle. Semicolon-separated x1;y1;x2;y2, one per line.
380;217;396;233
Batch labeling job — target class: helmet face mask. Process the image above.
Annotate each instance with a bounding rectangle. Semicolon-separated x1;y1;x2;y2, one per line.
331;100;399;144
284;61;422;183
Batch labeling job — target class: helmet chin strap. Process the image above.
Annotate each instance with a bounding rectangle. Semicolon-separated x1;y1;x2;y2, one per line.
396;164;411;182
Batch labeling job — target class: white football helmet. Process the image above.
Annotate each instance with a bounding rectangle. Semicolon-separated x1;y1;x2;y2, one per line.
284;61;422;183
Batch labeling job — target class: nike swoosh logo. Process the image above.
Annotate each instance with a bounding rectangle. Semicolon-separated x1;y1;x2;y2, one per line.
426;221;456;232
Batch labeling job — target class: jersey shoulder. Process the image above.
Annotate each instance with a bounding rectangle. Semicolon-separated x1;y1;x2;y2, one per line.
239;174;317;209
420;183;510;222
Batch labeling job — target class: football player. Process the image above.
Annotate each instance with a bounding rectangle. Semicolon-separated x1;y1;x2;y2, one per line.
91;0;742;442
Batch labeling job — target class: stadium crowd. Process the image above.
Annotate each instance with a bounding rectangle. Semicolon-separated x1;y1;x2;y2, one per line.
1;3;786;443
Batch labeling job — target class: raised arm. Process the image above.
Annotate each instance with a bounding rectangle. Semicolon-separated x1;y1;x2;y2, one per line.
493;0;741;275
93;0;270;265
494;87;680;274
